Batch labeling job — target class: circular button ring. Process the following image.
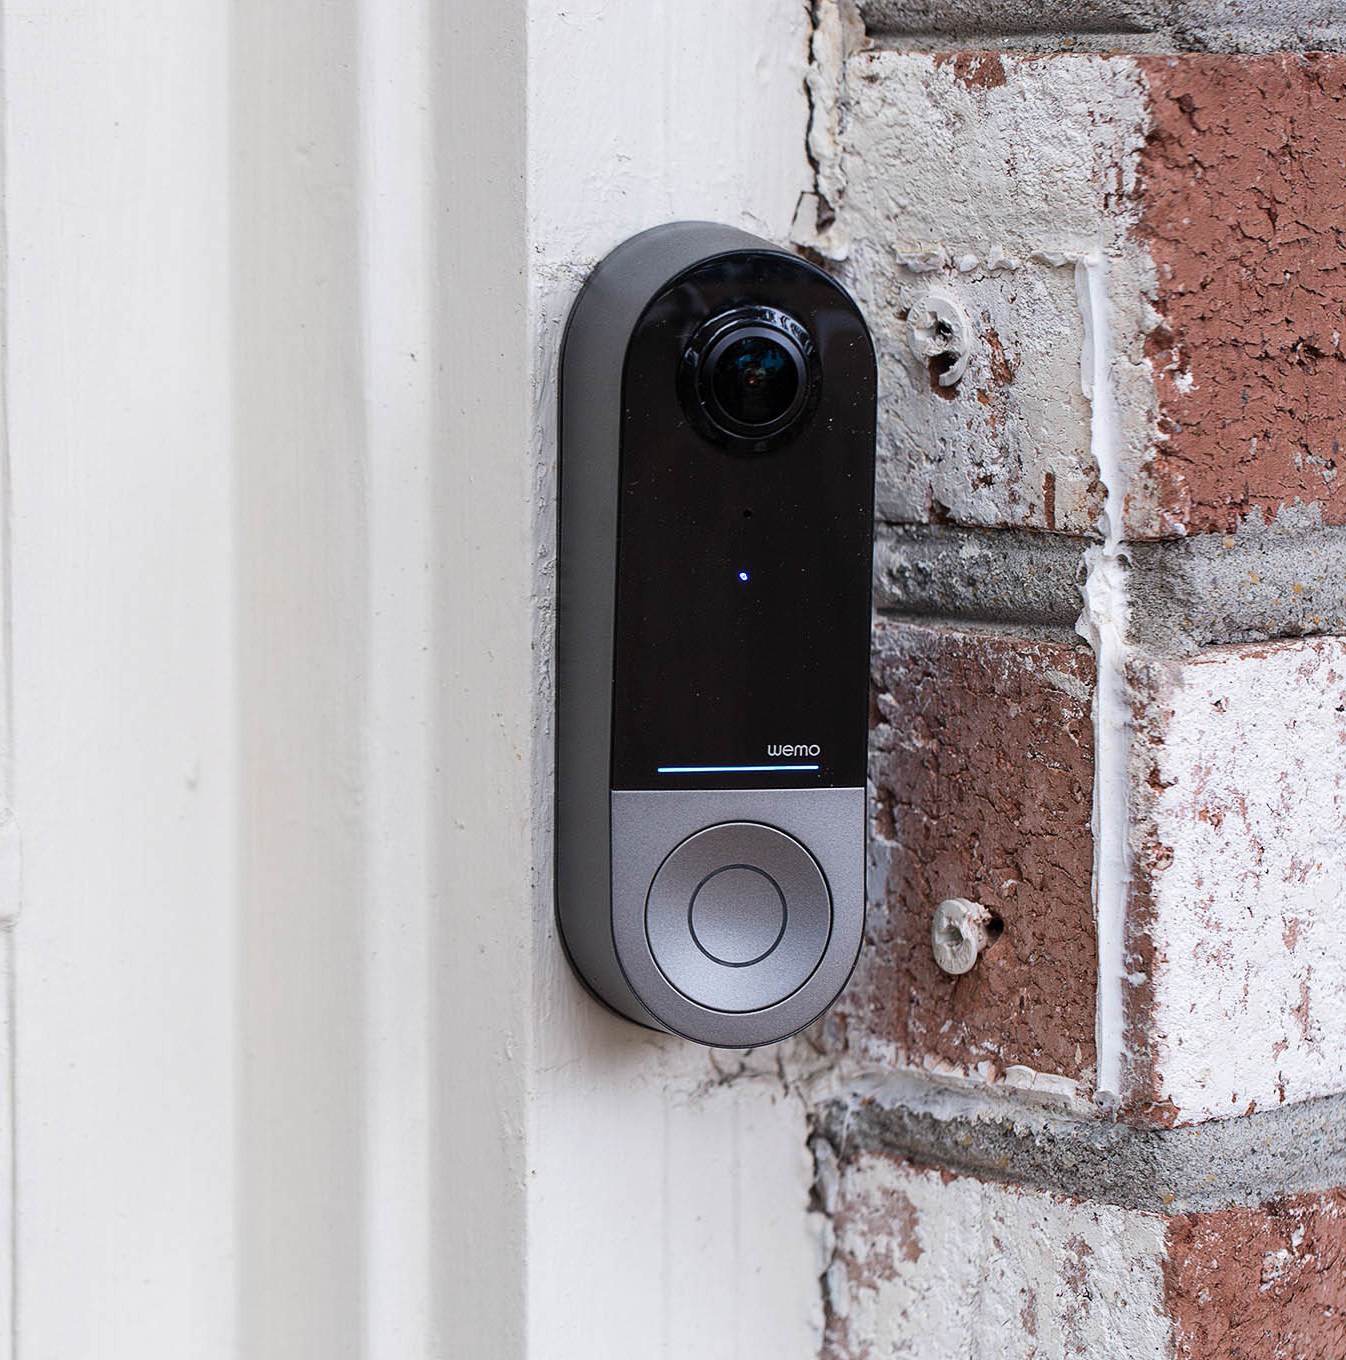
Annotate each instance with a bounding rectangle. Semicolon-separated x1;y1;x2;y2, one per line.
645;822;832;1013
689;864;788;966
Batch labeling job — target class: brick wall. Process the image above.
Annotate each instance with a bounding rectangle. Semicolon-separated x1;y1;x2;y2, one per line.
792;4;1346;1354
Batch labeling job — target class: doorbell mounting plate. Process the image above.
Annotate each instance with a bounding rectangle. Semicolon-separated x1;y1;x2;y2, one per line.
555;221;877;1048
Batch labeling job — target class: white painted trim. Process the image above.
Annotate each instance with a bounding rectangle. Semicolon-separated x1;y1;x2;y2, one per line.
0;3;832;1354
7;2;237;1352
524;6;827;1358
0;5;14;1339
429;0;533;1354
0;930;13;1360
357;0;434;1354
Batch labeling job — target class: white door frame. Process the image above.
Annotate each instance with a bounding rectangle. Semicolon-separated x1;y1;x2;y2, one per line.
2;3;830;1355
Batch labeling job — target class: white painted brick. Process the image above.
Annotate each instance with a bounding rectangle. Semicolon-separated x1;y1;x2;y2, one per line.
1135;637;1346;1121
841;52;1146;258
872;261;1096;529
834;51;1155;533
825;1151;1172;1359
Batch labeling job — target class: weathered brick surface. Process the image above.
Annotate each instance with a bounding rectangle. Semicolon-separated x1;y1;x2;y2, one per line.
835;50;1151;535
831;619;1098;1093
1166;1191;1346;1360
820;1147;1171;1359
1140;55;1346;536
821;1142;1346;1360
860;1;1346;52
808;23;1346;1360
1126;637;1346;1124
870;257;1102;532
827;48;1346;540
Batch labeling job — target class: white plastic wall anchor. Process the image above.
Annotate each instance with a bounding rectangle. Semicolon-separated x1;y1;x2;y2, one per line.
931;898;993;975
905;287;974;387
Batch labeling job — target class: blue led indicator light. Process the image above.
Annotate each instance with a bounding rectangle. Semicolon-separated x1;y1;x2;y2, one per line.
737;570;750;582
657;764;820;774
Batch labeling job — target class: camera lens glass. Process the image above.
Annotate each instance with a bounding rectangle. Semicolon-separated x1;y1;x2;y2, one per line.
710;335;800;429
683;307;819;451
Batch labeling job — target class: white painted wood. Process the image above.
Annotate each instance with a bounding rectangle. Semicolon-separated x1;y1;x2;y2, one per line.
0;929;12;1357
231;2;369;1354
0;19;15;1339
5;2;237;1355
356;2;435;1356
1;0;828;1354
526;6;827;1358
429;1;533;1356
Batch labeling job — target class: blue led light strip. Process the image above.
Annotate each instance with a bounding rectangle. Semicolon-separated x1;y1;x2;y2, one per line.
656;764;820;774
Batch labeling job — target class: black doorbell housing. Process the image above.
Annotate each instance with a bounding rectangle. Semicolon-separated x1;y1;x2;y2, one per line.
556;222;876;1047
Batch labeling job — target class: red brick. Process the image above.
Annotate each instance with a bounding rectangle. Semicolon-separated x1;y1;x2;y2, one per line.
1166;1191;1346;1360
831;620;1098;1091
1139;55;1346;536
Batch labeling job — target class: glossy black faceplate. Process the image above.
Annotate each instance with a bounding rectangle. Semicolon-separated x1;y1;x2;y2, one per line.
610;251;876;792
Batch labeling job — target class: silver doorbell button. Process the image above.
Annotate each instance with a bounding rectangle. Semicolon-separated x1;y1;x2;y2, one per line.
689;865;787;967
555;222;876;1047
645;822;831;1013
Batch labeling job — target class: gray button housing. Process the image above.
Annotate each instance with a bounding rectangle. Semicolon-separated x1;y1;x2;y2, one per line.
647;822;831;1012
612;787;864;1046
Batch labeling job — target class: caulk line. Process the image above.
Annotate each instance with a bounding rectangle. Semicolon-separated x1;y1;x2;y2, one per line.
1078;252;1132;1104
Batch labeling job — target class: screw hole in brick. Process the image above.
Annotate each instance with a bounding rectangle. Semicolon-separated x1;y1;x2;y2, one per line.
986;912;1005;944
927;353;961;398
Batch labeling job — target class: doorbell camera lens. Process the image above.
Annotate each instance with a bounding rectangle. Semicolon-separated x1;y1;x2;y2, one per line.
710;331;800;428
683;306;819;450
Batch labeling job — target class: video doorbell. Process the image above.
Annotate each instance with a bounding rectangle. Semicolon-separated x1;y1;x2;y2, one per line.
555;222;877;1047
